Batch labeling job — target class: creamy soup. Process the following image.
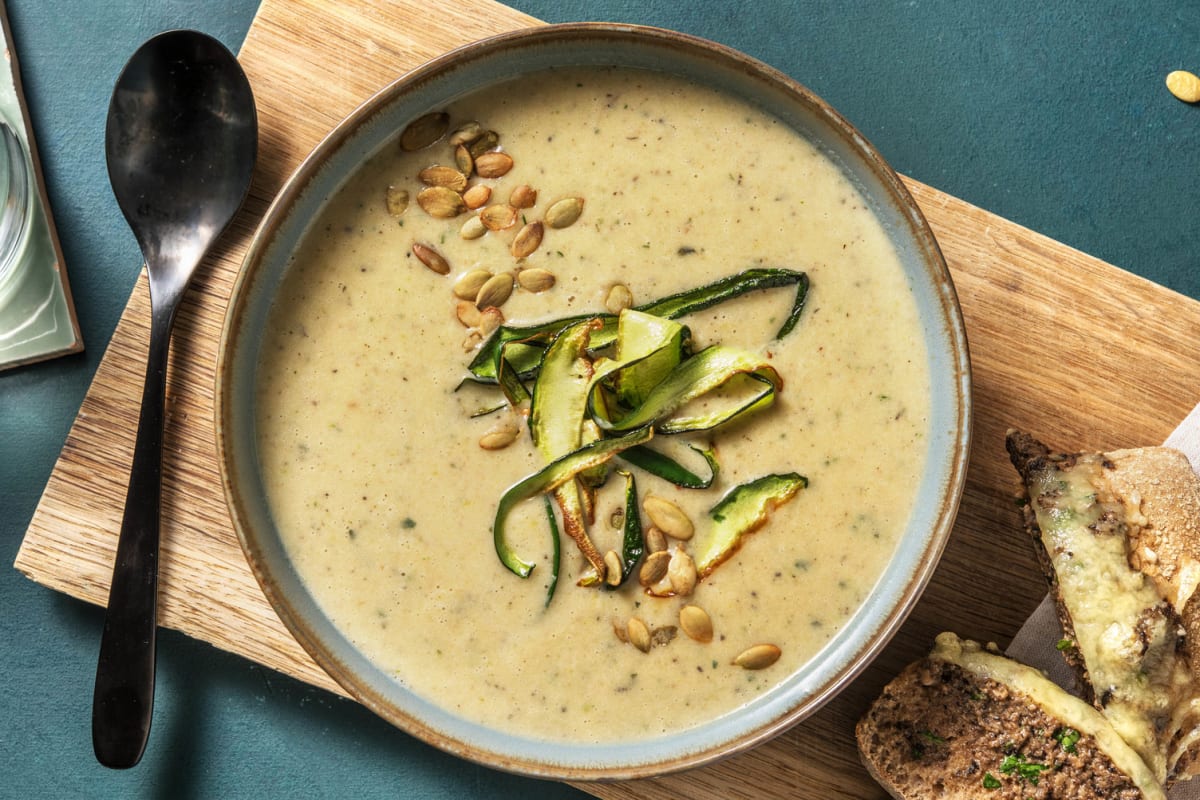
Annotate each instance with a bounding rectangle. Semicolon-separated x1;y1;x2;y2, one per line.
255;67;930;743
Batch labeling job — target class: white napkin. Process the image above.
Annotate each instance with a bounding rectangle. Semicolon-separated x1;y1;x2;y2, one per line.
1006;401;1200;796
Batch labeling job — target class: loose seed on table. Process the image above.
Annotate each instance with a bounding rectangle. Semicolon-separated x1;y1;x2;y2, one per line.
605;283;634;314
643;495;694;541
385;185;409;217
1167;70;1200;103
417;186;466;218
545;196;584;229
679;605;713;643
475;151;515;179
399;111;449;151
733;643;781;670
511;221;544;258
474;272;514;309
517;268;555;293
411;242;450;275
453;269;493;300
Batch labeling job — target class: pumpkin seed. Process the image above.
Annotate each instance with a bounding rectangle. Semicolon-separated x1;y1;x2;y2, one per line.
449;121;485;147
477;306;504;337
643;495;694;541
399;111;449;151
467;130;500;158
460;214;487;240
627;617;652;653
455;300;481;328
612;618;629;643
679;605;713;643
411;242;450;275
1167;70;1200;103
638;550;671;586
517;268;555;293
667;546;697;596
462;331;483;352
605;283;633;314
509;184;537;209
418;165;468;192
417;186;466;218
479;418;520;450
733;643;781;670
474;272;514;309
462;184;491;210
385;185;409;217
480;204;518;231
603;550;622;587
454;144;475;176
645;526;668;554
475;151;515;179
453;269;493;300
510;221;544;258
545;197;584;229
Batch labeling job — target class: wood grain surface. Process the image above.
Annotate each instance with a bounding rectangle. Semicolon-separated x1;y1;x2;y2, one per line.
15;1;1200;797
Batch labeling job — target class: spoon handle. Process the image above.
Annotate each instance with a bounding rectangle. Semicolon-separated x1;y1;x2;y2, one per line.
92;300;176;769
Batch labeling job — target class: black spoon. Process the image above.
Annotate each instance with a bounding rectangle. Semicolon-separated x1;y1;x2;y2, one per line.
94;29;257;769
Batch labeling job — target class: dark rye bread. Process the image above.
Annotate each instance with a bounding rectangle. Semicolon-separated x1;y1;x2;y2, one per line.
857;636;1161;799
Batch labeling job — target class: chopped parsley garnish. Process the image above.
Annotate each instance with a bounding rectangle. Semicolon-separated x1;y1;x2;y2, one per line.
982;772;1001;789
1055;638;1075;651
999;753;1048;785
1053;726;1081;753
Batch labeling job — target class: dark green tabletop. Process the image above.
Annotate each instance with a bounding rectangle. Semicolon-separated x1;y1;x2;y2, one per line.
3;2;1198;797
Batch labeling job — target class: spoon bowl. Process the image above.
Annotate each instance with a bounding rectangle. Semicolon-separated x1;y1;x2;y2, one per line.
93;29;256;770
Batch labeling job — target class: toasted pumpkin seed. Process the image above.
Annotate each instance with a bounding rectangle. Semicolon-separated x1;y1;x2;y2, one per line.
467;130;500;158
479;418;520;450
643;495;694;541
605;283;634;314
612;618;629;643
733;643;781;670
645;526;668;554
545;196;584;229
448;121;485;147
454;144;475;175
459;214;487;240
412;242;450;275
418;165;468;192
1167;70;1200;103
475;151;515;179
639;550;671;586
462;331;483;352
509;184;537;209
475;272;514;309
399;111;449;151
627;617;652;653
477;306;504;336
679;605;713;643
667;546;697;596
480;204;518;231
603;550;623;587
385;185;409;217
511;221;544;258
453;269;493;300
455;300;481;328
417;186;466;218
517;268;555;293
462;184;491;210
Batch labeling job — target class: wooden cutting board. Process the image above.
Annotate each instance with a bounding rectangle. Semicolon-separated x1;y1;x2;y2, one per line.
16;0;1200;797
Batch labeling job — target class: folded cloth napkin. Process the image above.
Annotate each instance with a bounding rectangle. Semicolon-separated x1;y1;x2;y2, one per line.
1006;401;1200;797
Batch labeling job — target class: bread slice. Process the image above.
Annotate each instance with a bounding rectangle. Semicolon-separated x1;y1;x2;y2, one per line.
1006;430;1200;783
857;632;1165;799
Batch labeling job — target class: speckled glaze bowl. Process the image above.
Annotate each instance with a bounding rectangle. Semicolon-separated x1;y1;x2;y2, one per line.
216;22;971;781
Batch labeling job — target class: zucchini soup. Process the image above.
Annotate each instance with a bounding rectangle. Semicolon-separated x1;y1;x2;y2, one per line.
253;66;931;743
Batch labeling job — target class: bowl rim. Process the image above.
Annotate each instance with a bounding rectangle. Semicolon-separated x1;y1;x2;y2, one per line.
216;20;972;781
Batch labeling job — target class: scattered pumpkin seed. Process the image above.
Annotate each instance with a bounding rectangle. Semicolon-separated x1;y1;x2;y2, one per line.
385;185;409;217
462;184;491;210
612;617;629;644
511;221;545;258
627;617;652;653
479;418;520;450
545;196;584;229
605;283;634;314
474;272;514;309
645;526;668;554
462;331;483;352
453;269;493;300
399;111;449;151
509;184;537;209
477;306;504;337
643;495;694;541
449;121;485;147
733;643;781;670
1167;70;1200;103
517;267;555;293
679;605;713;643
411;242;450;275
667;546;697;596
603;550;623;587
455;300;481;328
417;186;466;218
467;130;500;158
480;203;518;231
475;151;515;179
418;165;468;192
454;144;475;176
639;550;671;586
459;214;487;240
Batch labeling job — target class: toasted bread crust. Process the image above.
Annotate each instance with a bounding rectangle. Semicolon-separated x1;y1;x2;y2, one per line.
857;656;1148;799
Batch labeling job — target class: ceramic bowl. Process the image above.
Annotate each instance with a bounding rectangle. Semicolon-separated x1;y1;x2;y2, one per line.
217;22;971;780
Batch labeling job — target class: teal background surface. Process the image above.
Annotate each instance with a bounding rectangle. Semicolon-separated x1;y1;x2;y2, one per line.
3;1;1198;798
